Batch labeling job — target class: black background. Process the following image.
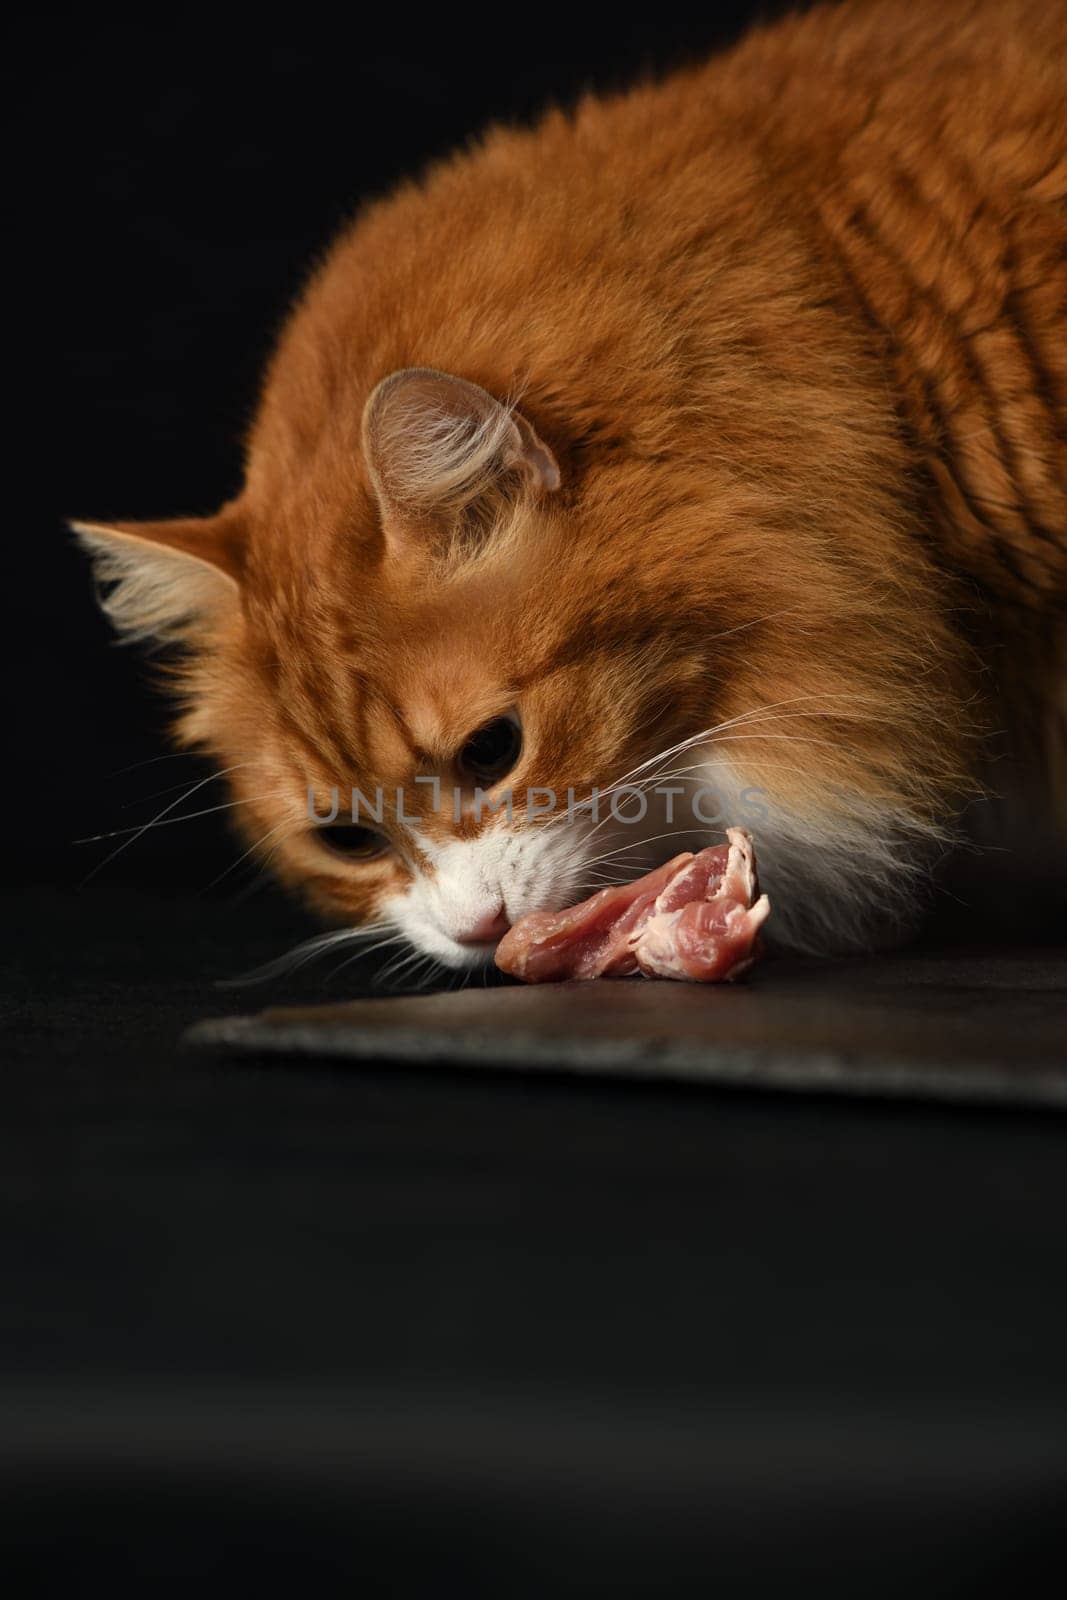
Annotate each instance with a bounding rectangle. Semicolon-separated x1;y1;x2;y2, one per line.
9;8;1067;1590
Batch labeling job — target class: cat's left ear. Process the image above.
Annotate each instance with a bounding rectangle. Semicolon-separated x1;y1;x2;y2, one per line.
362;368;560;556
72;512;242;646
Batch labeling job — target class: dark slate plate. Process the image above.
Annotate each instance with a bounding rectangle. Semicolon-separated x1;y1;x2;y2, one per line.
187;948;1067;1110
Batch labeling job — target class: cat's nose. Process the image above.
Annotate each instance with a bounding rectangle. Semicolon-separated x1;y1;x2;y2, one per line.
455;904;511;944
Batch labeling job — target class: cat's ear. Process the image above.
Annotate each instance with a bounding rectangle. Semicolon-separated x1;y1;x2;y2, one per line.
72;513;241;646
361;367;560;556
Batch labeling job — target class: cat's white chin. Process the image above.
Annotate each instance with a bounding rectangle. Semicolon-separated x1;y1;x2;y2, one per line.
379;826;585;973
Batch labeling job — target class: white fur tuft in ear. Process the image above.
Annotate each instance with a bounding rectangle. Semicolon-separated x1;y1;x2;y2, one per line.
72;519;239;647
362;368;560;556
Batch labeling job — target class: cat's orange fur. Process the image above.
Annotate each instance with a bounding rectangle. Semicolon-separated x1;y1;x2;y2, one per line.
77;0;1067;960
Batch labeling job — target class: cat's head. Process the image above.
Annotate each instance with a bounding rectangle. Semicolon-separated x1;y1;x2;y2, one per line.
78;353;973;964
76;368;724;968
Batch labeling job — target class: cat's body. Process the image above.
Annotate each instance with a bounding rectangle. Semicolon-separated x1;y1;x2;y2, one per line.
78;0;1067;967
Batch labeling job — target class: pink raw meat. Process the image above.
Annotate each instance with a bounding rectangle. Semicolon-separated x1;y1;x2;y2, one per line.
495;827;771;984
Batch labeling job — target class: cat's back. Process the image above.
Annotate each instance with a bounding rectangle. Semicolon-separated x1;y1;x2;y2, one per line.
568;0;1067;602
260;0;1066;605
742;0;1067;604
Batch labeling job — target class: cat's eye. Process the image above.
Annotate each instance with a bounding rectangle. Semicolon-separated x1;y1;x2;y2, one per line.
458;715;522;784
317;824;390;861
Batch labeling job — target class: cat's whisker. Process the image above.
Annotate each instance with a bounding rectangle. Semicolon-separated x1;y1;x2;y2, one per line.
572;760;727;848
570;759;719;843
375;945;429;990
121;768;240;808
580;839;679;872
413;954;451;993
703;607;806;644
202;819;301;895
74;792;292;846
582;825;726;868
580;851;656;876
219;921;395;987
223;828;300;905
77;763;258;885
534;693;886;835
327;930;409;981
705;732;859;751
103;751;202;780
612;692;878;771
373;949;412;987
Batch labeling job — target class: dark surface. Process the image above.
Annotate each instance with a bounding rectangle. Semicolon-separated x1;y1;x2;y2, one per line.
4;886;1067;1589
191;949;1067;1109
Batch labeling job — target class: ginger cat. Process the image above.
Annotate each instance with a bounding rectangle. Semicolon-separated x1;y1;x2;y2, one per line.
77;0;1066;969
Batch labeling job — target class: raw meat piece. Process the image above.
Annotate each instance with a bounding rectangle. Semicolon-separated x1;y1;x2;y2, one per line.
495;827;770;984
